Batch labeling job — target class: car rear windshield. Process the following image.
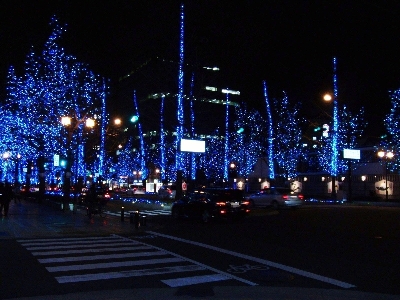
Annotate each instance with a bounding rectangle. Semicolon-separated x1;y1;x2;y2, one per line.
202;189;245;202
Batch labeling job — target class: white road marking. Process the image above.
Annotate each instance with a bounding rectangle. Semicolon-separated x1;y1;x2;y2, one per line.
19;235;258;287
46;257;185;272
56;265;206;283
114;235;258;286
31;245;152;256
146;231;356;289
162;274;230;287
38;250;168;263
24;241;135;251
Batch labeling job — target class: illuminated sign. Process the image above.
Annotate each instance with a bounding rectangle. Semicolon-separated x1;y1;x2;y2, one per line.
343;149;360;160
205;86;218;91
53;154;60;167
221;89;240;95
180;139;205;153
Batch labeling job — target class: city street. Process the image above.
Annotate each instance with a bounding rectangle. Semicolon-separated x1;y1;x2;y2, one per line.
1;198;400;299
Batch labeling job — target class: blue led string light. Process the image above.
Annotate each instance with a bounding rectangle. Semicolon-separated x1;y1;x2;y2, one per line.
160;94;165;180
189;72;196;180
224;92;230;180
175;3;185;173
263;81;275;179
98;79;107;177
332;57;339;178
133;91;146;179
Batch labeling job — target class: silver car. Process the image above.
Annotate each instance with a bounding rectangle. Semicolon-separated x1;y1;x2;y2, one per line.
247;187;304;209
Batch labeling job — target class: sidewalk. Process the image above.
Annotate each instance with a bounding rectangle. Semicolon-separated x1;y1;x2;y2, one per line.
0;198;146;239
1;199;399;300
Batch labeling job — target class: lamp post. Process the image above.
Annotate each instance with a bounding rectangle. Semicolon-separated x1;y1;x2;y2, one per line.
61;115;95;210
133;170;142;183
155;168;160;182
2;151;10;182
361;175;367;196
377;150;394;201
15;153;21;185
323;92;338;200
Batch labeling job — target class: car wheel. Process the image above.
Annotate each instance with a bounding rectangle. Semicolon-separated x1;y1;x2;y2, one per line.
201;210;211;223
249;199;255;209
171;207;180;220
271;200;279;210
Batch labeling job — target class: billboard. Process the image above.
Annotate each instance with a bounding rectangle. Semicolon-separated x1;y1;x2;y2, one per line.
343;149;360;160
180;139;205;153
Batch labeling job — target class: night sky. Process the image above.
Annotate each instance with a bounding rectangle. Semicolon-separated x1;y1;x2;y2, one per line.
1;1;400;137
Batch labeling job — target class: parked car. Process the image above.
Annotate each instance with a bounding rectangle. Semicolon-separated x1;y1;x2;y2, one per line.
171;188;250;223
126;185;146;195
158;185;176;199
247;187;304;209
78;186;111;204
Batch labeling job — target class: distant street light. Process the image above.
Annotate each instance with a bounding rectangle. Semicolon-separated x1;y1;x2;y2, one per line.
323;94;332;101
155;168;161;182
61;115;95;210
377;150;394;201
323;92;338;199
133;170;142;183
361;175;367;196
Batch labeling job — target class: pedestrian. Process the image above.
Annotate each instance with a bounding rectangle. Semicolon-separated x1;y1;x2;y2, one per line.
14;183;22;204
0;182;4;216
1;181;13;216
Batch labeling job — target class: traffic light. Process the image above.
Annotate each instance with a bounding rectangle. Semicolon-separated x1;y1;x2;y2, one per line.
60;159;67;168
130;115;139;123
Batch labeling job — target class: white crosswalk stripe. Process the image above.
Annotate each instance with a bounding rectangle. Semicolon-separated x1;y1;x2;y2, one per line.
17;235;234;286
105;209;171;217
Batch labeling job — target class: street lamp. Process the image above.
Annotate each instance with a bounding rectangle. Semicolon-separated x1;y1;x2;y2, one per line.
377;150;394;201
155;168;160;182
133;170;142;183
61;115;95;210
361;175;367;196
2;151;10;182
323;92;338;199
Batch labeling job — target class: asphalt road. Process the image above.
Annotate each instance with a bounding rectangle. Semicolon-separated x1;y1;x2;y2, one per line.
1;199;400;299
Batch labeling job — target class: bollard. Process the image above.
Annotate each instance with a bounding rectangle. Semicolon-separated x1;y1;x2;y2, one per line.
129;212;134;224
134;211;140;229
121;207;124;222
140;215;146;226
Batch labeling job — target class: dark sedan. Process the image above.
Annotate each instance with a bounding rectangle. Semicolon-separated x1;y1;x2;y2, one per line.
171;188;250;223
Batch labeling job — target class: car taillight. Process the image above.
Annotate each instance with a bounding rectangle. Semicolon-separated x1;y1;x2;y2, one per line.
298;194;304;200
216;202;227;206
241;200;250;206
104;193;110;199
282;195;289;200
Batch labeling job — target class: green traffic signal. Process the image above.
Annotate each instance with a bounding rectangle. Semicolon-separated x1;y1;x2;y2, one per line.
130;115;139;123
60;159;67;167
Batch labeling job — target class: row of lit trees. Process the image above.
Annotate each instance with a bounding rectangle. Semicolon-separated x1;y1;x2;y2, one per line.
1;14;397;194
0;16;106;197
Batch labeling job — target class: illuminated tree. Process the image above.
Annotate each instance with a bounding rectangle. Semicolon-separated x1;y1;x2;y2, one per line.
318;105;366;174
273;92;303;179
0;16;106;190
382;88;400;171
230;105;265;178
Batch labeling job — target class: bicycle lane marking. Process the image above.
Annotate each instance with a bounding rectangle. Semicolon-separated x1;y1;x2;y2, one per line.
112;234;258;287
146;231;356;289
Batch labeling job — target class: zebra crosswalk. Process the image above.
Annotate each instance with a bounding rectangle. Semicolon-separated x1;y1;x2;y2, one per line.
105;209;171;217
17;235;245;287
